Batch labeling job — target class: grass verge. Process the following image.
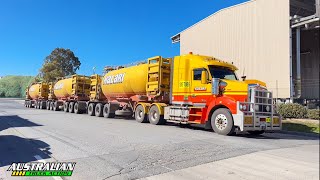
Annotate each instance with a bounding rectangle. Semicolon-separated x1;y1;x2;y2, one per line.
282;119;319;134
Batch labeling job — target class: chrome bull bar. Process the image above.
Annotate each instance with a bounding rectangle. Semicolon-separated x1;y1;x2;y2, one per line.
236;87;281;131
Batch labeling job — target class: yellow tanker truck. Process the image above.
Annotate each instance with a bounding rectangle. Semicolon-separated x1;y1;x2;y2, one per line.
45;75;91;112
29;53;281;135
25;82;49;109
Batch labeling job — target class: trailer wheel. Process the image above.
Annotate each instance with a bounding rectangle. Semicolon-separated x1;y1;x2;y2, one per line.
63;102;69;112
88;103;95;116
135;105;148;123
95;103;103;117
69;102;75;113
211;108;235;135
50;102;54;111
148;105;166;125
46;101;50;110
103;104;115;118
40;101;43;109
53;101;59;111
74;103;81;114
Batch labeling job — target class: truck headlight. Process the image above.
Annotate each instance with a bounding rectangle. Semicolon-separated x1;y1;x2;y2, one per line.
239;104;247;111
265;105;270;112
255;105;259;111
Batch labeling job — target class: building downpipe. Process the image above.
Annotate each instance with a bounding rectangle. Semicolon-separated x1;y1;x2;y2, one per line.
295;27;302;98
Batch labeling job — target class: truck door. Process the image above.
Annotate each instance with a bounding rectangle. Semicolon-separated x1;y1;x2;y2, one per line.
190;68;211;104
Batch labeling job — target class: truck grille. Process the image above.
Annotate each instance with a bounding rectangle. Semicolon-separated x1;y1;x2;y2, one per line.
251;88;273;116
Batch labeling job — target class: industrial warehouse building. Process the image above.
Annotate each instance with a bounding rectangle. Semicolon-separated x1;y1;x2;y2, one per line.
171;0;319;102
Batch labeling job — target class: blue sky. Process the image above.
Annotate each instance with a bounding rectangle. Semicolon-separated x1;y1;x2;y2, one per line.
0;0;247;76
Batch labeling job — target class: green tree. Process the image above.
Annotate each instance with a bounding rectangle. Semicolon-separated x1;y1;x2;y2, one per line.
0;76;34;98
39;48;81;82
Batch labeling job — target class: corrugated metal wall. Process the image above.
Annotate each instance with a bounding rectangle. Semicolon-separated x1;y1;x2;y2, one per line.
180;0;290;98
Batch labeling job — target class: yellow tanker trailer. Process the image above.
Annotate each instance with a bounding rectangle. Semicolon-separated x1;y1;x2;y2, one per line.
45;75;91;112
25;82;49;109
84;57;170;118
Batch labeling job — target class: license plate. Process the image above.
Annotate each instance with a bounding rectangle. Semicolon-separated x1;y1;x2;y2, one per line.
260;124;266;130
266;117;271;123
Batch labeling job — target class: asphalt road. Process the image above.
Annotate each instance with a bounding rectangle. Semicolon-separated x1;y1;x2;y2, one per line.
0;98;319;180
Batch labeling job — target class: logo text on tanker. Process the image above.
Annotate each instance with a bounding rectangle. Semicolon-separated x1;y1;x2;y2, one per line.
54;83;64;90
29;87;35;92
104;73;125;85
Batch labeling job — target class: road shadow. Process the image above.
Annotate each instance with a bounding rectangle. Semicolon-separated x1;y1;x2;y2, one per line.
0;115;51;167
166;122;319;140
0;115;42;132
0;135;51;167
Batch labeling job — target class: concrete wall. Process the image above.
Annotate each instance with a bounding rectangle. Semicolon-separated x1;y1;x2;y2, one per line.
179;0;291;98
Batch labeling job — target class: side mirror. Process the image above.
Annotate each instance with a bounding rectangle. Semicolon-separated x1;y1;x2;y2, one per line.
212;78;228;95
241;75;246;81
219;81;227;92
201;70;208;84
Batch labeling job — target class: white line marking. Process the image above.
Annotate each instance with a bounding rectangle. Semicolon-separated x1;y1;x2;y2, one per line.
34;155;63;180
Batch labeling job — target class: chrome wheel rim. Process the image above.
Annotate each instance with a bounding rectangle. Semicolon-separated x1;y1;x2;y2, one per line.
138;110;143;119
151;110;157;121
215;114;228;130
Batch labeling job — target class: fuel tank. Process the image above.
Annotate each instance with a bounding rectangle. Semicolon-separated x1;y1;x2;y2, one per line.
101;64;148;99
28;83;48;100
53;78;73;98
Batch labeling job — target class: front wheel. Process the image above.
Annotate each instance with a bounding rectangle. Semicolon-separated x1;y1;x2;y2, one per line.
211;108;235;135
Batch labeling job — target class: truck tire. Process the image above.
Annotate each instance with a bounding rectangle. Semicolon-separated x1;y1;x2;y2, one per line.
211;108;235;135
69;102;75;113
53;101;59;111
64;102;69;112
103;104;115;118
51;102;55;111
248;130;265;135
74;103;81;114
88;103;95;116
46;101;50;110
40;101;45;109
135;105;148;123
95;103;103;117
148;105;166;125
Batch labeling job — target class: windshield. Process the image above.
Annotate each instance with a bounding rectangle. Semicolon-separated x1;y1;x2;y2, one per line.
208;65;238;80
